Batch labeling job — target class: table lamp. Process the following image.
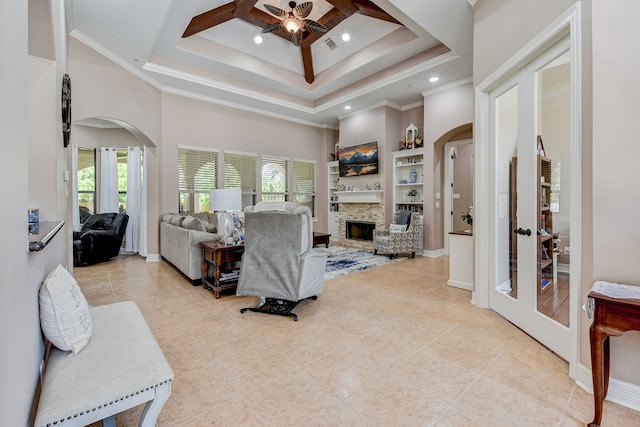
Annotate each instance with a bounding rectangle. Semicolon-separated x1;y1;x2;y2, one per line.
209;189;241;245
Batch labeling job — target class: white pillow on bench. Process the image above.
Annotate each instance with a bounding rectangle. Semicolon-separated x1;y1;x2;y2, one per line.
39;265;92;355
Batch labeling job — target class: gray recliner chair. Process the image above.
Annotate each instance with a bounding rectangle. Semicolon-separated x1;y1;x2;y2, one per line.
237;202;328;321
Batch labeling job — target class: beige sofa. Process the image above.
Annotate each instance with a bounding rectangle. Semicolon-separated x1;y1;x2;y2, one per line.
160;212;221;281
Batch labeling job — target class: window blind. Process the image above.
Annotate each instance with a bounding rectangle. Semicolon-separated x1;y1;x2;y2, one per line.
178;147;218;191
293;159;316;194
261;156;288;201
293;159;316;216
224;152;256;192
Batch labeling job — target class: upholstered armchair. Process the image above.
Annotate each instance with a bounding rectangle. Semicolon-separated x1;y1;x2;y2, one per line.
73;213;129;266
373;211;421;259
236;202;328;321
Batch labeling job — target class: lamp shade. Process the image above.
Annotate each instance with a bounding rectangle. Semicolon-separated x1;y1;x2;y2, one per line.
209;189;241;211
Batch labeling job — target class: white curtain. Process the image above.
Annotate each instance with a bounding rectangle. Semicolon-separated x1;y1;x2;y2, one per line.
124;146;141;253
99;147;119;213
138;146;148;257
71;144;80;231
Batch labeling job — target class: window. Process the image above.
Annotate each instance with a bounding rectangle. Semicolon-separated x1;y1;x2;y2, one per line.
293;159;316;217
224;151;257;208
77;148;96;224
178;147;218;212
116;149;128;213
261;156;288;202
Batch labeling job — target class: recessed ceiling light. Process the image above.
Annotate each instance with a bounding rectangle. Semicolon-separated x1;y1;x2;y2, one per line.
342;33;350;42
254;35;263;44
344;105;351;110
429;76;439;82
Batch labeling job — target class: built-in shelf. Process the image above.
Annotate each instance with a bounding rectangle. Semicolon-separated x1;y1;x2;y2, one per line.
334;190;383;203
29;220;65;252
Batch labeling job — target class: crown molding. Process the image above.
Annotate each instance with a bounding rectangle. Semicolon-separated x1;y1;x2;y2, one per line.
144;62;315;114
421;77;473;98
337;100;403;121
162;86;332;130
401;100;424;111
70;30;163;92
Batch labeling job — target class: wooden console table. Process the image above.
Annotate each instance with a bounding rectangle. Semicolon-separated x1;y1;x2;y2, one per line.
588;289;640;427
201;241;244;298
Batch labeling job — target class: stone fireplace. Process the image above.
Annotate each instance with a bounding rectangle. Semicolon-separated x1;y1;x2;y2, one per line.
338;202;385;250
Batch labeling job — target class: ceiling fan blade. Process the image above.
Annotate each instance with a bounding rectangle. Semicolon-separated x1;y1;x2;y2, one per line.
261;22;282;34
294;2;313;19
303;19;328;33
264;4;287;18
289;31;302;46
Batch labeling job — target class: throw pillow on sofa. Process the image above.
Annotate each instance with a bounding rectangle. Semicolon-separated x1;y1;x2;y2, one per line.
170;214;185;227
182;215;206;232
389;224;407;232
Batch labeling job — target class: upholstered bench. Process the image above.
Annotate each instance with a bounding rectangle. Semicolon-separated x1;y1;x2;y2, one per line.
35;301;174;427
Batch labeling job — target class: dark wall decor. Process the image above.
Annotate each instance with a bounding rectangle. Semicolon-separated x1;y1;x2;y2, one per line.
61;73;71;147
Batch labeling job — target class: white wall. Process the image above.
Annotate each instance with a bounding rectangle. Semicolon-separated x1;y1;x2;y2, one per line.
0;2;70;425
590;0;640;385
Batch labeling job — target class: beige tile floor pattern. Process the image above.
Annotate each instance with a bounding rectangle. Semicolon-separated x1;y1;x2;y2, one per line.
76;254;640;427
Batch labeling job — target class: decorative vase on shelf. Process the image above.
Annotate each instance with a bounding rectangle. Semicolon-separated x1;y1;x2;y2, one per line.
409;168;417;183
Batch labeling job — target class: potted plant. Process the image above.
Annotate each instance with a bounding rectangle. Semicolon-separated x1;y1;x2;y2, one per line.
461;210;473;231
407;189;418;202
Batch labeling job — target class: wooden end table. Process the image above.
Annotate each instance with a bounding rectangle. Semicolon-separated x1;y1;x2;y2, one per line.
313;232;330;248
587;291;640;426
200;241;244;298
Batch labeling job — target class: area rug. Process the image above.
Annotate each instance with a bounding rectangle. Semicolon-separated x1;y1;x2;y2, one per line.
323;245;406;280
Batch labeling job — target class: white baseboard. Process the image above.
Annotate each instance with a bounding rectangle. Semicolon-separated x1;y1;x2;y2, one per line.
145;254;161;262
447;279;473;291
558;262;570;274
421;248;443;257
574;362;640;412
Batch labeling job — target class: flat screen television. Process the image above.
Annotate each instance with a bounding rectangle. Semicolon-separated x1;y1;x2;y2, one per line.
338;141;379;177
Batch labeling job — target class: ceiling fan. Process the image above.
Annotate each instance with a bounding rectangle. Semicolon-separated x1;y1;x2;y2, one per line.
261;1;328;46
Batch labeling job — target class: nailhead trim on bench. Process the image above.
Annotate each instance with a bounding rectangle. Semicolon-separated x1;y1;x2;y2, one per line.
43;379;172;427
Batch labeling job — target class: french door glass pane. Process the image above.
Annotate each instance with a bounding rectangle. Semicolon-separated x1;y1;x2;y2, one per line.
534;51;571;327
495;84;519;300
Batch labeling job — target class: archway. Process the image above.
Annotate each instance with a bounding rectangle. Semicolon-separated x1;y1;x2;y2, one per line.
431;123;473;253
70;117;159;260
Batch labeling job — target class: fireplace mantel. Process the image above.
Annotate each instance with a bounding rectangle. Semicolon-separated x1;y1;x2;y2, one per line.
335;190;383;203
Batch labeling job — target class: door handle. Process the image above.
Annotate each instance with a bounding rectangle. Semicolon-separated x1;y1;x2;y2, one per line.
513;228;532;236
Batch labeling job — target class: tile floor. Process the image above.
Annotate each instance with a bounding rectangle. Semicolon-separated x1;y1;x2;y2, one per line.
76;253;640;427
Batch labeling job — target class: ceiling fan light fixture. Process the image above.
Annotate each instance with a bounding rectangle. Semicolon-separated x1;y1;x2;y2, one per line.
262;1;327;45
283;16;302;33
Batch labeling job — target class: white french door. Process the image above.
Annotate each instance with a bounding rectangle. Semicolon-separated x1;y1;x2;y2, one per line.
489;37;572;360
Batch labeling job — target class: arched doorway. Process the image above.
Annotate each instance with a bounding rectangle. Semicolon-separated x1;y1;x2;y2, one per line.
70;117;157;259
